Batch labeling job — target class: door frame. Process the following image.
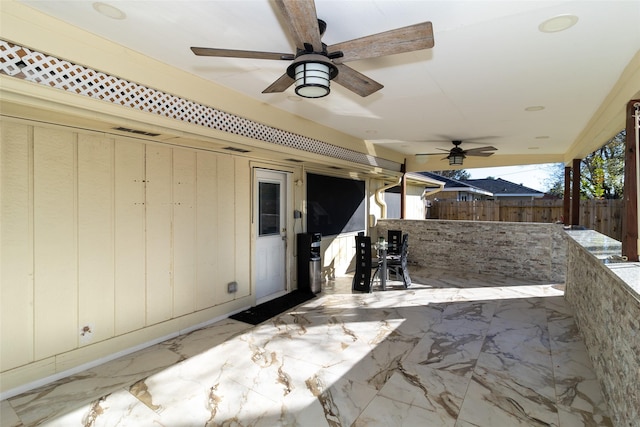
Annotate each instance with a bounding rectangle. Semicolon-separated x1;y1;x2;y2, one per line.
252;166;294;305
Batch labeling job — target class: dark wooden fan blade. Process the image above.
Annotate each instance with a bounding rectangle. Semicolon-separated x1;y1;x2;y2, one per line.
464;151;495;157
275;0;322;51
329;22;434;64
191;47;295;61
333;64;383;97
464;146;497;155
464;145;497;153
262;73;295;93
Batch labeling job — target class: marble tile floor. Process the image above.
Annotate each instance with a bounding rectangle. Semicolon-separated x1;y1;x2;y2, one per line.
1;267;612;426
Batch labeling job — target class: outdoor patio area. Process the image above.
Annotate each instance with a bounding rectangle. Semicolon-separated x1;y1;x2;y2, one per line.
1;266;611;426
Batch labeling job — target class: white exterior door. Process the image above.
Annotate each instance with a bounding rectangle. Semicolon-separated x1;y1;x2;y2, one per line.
255;169;288;303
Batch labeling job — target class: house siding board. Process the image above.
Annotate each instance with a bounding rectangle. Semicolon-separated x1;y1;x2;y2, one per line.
234;157;251;298
172;148;197;317
114;140;146;335
145;145;174;326
1;121;34;370
77;134;115;345
33;126;78;360
195;151;218;309
214;156;237;304
0;118;257;392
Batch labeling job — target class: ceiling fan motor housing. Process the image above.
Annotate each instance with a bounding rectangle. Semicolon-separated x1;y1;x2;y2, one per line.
448;144;466;165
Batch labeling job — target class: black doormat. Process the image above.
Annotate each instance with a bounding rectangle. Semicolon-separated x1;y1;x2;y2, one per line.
229;290;316;325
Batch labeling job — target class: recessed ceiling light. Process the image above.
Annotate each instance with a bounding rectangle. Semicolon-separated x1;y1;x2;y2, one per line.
525;106;545;112
93;2;126;20
539;14;578;33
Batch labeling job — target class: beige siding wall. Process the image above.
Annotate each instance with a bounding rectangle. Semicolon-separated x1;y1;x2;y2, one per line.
1;122;34;370
114;141;146;334
406;186;426;220
0;119;253;392
32;127;78;360
78;134;115;345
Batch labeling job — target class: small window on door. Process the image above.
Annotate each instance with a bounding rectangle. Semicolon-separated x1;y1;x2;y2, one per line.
259;181;280;236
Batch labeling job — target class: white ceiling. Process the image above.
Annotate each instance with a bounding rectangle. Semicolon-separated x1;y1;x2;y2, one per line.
16;0;640;169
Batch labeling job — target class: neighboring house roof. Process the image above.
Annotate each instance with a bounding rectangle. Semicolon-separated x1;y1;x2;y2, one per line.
463;178;544;198
418;172;493;197
417;173;546;198
405;172;445;187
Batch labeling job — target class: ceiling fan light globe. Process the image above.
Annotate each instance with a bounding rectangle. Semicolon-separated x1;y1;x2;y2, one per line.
287;53;338;99
294;62;331;98
448;154;465;166
296;84;329;98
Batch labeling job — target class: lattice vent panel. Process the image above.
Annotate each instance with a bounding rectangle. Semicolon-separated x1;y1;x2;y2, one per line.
0;40;400;172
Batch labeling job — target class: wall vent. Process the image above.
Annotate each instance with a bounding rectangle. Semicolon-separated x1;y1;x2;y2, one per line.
223;146;251;153
113;126;161;137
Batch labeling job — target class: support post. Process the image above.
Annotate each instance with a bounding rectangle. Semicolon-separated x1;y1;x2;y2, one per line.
622;99;640;261
400;160;407;219
571;158;581;226
563;166;571;225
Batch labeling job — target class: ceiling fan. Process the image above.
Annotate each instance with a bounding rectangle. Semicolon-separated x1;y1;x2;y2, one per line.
416;140;497;166
190;0;434;98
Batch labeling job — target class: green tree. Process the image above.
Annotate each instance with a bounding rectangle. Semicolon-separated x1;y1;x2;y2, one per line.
432;169;470;181
543;130;625;199
543;164;565;198
581;130;625;199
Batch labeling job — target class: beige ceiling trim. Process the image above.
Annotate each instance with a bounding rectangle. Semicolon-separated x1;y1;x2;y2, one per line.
0;39;401;172
566;50;640;163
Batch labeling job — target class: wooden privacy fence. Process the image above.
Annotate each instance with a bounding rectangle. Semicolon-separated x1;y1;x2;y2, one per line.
431;199;622;241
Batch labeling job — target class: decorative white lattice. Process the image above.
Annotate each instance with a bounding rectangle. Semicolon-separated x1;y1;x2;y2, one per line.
0;40;400;172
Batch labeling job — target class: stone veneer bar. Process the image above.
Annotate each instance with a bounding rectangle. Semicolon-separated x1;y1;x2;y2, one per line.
377;219;567;283
564;230;640;427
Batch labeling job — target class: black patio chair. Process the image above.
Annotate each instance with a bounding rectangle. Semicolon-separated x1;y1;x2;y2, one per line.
386;233;411;288
387;229;402;256
352;235;378;292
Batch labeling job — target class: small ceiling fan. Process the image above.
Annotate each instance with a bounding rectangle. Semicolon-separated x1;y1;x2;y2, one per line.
190;0;434;98
416;140;497;166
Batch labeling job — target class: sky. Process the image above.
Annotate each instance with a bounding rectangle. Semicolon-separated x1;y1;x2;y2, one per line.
466;163;561;192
